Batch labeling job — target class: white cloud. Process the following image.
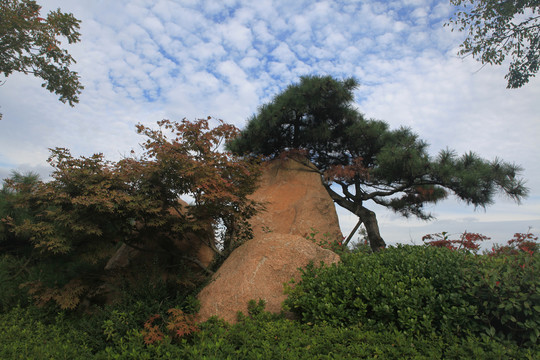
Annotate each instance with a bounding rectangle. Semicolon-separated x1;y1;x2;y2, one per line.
141;16;165;36
219;20;253;53
240;56;261;69
411;7;429;23
271;43;297;63
290;15;312;37
251;21;275;44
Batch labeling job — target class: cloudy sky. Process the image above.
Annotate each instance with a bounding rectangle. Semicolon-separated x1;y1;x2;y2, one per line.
1;0;539;248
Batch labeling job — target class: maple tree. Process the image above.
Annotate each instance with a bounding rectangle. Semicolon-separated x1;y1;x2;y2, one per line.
2;118;261;309
0;0;83;119
227;75;528;252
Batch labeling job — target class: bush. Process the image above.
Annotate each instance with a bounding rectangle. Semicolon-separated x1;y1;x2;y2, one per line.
0;306;93;360
0;283;536;359
1;240;537;358
423;231;540;346
284;245;479;336
462;250;540;346
93;301;536;359
284;244;540;347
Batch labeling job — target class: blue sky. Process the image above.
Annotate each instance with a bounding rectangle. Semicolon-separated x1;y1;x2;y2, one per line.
1;0;539;248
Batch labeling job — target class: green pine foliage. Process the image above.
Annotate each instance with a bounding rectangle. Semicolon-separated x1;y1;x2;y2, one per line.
227;75;528;251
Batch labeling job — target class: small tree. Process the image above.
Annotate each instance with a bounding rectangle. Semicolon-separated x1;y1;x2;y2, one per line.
227;75;528;251
0;0;83;119
447;0;540;88
3;118;261;308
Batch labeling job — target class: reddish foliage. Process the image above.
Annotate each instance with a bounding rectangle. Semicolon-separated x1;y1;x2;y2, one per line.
304;229;346;254
424;230;538;256
3;118;262;309
166;308;200;339
490;232;539;256
422;231;489;251
142;309;199;345
323;157;369;183
415;186;436;201
22;279;87;310
142;315;164;345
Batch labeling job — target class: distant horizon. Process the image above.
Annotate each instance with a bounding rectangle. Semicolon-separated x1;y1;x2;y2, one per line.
338;207;540;250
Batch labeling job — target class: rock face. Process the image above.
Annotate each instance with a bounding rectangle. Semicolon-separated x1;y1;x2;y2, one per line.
197;157;342;323
197;233;340;323
249;157;343;240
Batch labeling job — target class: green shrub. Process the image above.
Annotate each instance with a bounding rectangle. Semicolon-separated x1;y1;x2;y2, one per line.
0;306;93;360
1;243;537;358
284;245;478;336
67;274;201;352
284;244;540;348
1;298;535;359
463;251;540;346
91;300;536;359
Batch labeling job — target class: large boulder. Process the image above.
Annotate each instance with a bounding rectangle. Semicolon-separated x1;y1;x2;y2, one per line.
197;233;340;323
248;157;343;240
197;157;343;323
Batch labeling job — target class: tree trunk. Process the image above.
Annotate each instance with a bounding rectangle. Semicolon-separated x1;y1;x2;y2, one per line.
322;183;386;252
357;206;386;252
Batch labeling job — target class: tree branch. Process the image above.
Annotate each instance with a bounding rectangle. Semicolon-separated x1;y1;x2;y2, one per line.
179;256;214;275
343;218;363;247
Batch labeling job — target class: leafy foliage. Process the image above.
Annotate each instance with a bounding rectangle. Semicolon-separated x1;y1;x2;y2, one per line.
227;75;528;251
1;118;261;309
0;171;40;253
285;240;540;347
463;250;539;346
424;230;540;345
304;227;347;255
0;0;83;119
1;300;535;359
0;254;32;311
142;308;199;345
491;231;539;255
447;0;540;88
136;118;262;256
422;231;490;252
1;241;538;359
284;245;479;335
0;306;94;360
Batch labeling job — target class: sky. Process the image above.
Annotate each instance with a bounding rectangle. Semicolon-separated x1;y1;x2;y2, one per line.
1;0;539;249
